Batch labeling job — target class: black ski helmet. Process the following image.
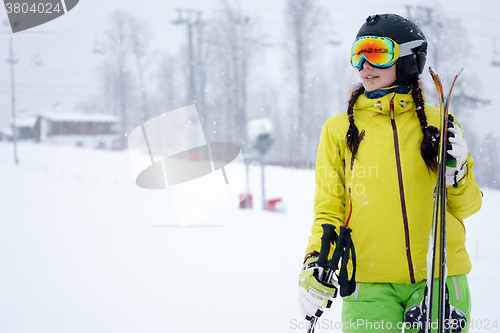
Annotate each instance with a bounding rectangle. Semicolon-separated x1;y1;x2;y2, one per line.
355;14;427;82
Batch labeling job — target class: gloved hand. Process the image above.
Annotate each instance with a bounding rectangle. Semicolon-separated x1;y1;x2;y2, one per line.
446;115;468;187
298;255;338;319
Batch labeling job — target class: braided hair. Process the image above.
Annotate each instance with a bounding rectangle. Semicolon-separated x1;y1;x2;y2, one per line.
345;78;438;172
411;77;439;172
346;84;365;153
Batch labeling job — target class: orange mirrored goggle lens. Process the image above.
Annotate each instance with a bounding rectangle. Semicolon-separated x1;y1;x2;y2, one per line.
351;36;397;69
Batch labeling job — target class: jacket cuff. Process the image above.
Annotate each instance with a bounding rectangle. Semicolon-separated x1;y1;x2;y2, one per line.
303;251;320;263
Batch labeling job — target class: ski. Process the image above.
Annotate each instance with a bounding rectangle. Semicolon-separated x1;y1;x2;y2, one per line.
429;67;463;333
426;67;463;333
404;67;464;333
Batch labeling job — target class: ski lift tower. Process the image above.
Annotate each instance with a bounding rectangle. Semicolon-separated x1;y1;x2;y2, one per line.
4;19;19;164
172;8;202;106
248;118;274;210
4;19;44;164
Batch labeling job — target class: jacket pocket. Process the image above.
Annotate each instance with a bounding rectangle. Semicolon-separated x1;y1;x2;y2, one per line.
449;211;466;234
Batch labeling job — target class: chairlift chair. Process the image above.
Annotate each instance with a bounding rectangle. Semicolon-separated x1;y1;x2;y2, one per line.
30;48;42;66
92;34;106;54
491;37;500;67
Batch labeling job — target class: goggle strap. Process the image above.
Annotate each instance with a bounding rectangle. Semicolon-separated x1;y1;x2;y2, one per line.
399;40;425;57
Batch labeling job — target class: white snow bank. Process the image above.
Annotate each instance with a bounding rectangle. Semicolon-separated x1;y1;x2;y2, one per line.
0;142;497;332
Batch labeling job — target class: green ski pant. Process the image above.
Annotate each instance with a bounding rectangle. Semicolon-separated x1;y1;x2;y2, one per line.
342;275;471;332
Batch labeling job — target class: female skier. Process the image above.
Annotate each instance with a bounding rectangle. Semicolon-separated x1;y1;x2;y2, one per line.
298;13;482;332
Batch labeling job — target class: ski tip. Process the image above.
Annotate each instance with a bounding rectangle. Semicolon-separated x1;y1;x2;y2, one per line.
428;66;439;81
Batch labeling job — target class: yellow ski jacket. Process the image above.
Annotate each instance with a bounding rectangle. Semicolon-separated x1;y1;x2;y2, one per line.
305;90;482;284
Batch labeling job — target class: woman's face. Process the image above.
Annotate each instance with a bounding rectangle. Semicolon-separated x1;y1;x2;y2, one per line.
358;61;398;92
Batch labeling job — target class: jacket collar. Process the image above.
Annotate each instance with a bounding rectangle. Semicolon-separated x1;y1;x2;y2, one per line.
353;89;423;117
364;84;413;99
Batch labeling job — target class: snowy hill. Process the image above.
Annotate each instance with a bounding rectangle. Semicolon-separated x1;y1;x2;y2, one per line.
0;142;498;332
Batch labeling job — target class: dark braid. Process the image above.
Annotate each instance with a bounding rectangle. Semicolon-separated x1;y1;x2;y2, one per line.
345;84;365;152
411;77;439;172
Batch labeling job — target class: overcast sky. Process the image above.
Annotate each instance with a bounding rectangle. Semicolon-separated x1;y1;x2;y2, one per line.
1;0;499;130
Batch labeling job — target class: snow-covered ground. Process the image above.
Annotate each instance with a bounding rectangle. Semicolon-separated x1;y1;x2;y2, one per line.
0;142;498;332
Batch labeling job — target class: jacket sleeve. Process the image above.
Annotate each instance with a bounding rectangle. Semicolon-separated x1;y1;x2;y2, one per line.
447;153;482;219
305;119;347;256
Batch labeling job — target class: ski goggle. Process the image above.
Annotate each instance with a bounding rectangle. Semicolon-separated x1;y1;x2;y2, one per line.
351;35;424;70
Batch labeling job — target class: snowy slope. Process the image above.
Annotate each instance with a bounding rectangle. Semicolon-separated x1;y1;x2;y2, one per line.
0;142;498;332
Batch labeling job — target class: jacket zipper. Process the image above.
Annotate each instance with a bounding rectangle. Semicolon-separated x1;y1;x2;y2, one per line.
346;188;353;227
347;131;364;227
390;97;416;284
